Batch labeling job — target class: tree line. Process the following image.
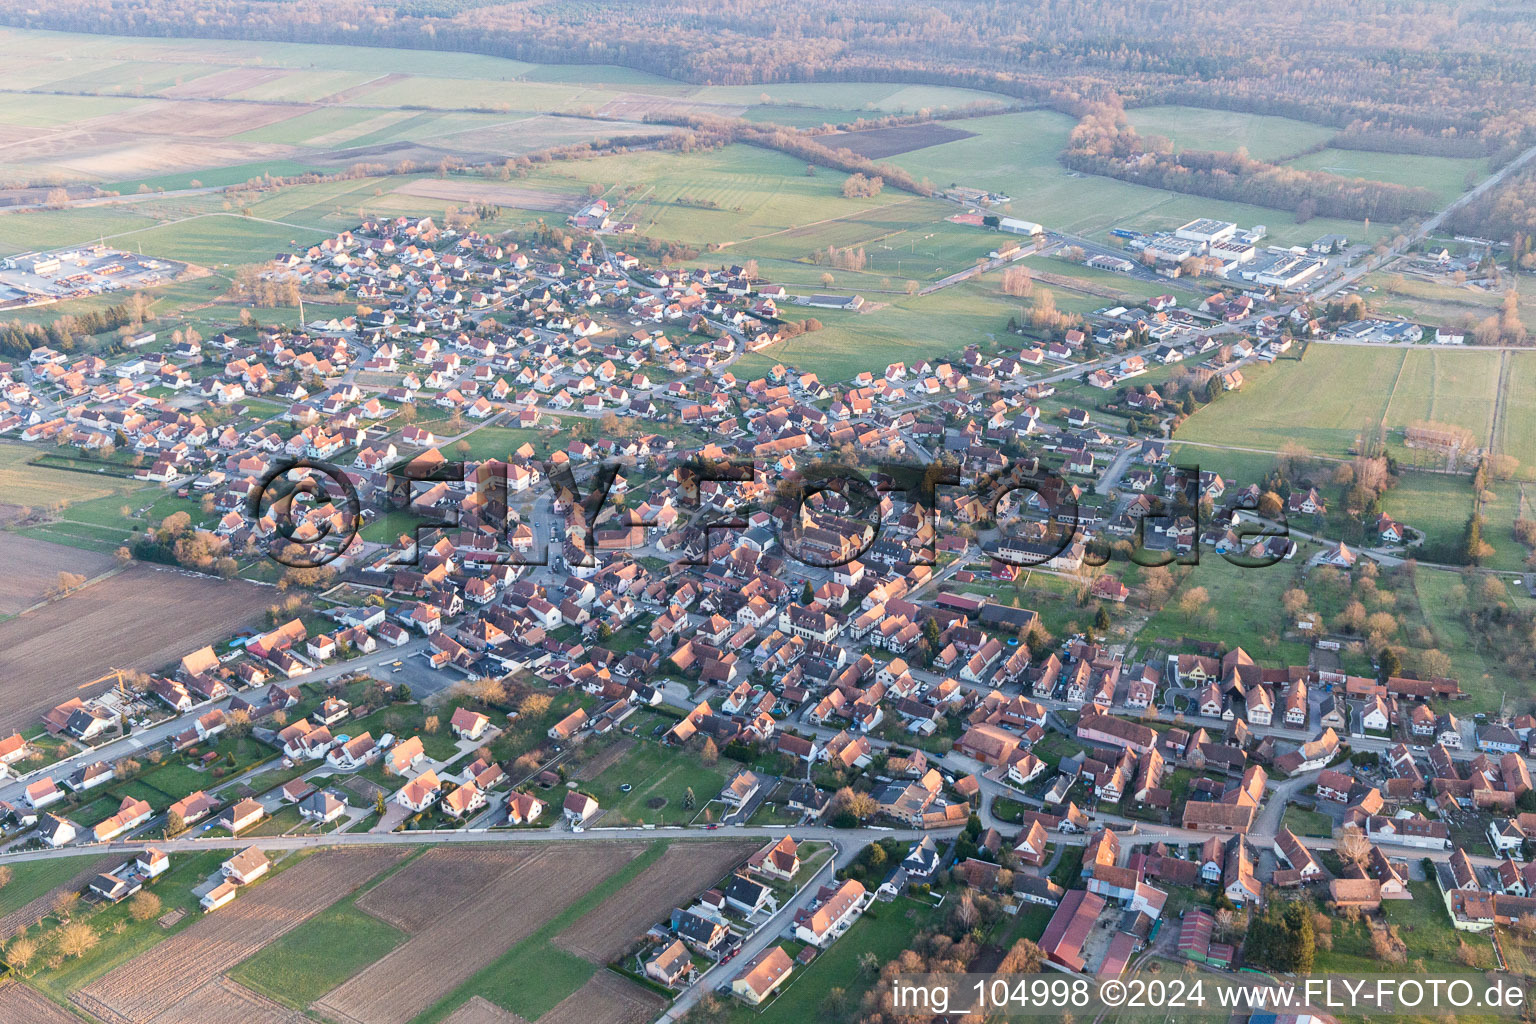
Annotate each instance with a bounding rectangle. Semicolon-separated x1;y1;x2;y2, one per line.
1064;102;1439;222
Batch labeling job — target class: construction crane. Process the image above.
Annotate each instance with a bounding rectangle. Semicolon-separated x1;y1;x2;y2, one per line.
78;668;129;698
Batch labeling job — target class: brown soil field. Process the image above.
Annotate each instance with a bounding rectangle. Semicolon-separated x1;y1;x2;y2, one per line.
313;843;645;1024
0;981;80;1024
442;995;531;1024
553;839;757;963
573;737;633;781
356;846;533;933
79;99;310;139
0;563;270;735
394;178;583;212
0;855;115;941
0;533;116;617
74;848;403;1024
160;67;288;100
148;977;310;1024
537;972;666;1024
825;122;976;158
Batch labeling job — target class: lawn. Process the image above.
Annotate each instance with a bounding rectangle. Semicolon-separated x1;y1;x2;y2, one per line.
1314;882;1496;974
579;739;728;826
1280;804;1334;839
990;795;1029;824
441;424;562;462
723;898;943;1024
229;901;406;1008
0;857;99;919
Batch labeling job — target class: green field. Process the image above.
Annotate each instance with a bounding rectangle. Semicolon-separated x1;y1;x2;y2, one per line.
723;898;944;1024
693;82;1009;113
1284;148;1492;206
0;857;100;919
1379;472;1478;555
230;901;406;1008
0;443;148;510
1383;348;1501;449
28;849;231;1000
1476;480;1530;573
886;111;1375;249
578;739;728;825
1405;568;1525;710
1174;346;1513;460
107;159;335;195
519;144;917;254
1367;271;1536;336
0;92;145;127
1126;105;1338;162
1136;546;1318;667
734;274;1099;383
1166;443;1293;488
1497;347;1536;472
1315;881;1496;973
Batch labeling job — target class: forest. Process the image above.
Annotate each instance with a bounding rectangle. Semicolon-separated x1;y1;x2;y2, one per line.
6;0;1536;158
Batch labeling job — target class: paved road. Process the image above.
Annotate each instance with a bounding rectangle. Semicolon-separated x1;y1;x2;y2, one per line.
1311;139;1536;302
0;822;944;863
0;637;433;808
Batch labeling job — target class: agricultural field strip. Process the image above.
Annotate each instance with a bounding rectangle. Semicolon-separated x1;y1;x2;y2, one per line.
354;846;535;933
72;848;404;1024
142;977;310;1024
536;972;665;1024
551;838;759;962
442;996;530;1024
0;566;270;736
313;843;646;1024
0;981;80;1024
